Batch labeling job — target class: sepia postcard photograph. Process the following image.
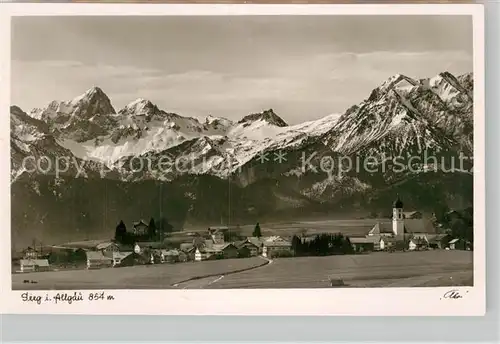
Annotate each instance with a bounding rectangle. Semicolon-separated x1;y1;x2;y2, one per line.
0;3;485;315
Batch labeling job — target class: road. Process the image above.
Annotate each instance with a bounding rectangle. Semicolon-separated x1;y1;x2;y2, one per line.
173;256;272;289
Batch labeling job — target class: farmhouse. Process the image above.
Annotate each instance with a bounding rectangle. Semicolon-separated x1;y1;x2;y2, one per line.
116;252;151;267
96;242;120;257
378;236;397;251
133;220;149;236
158;249;182;263
427;234;451;249
262;237;293;258
349;237;375;253
195;243;239;261
203;239;215;249
235;239;260;256
20;259;50;273
212;243;239;259
408;237;429;251
195;248;214;261
448;238;471;251
112;251;133;266
246;237;264;253
86;251;113;269
22;247;40;259
208;226;227;244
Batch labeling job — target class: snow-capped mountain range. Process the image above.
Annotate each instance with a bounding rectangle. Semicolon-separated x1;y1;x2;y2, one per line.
11;71;473;183
12;87;343;181
10;71;474;247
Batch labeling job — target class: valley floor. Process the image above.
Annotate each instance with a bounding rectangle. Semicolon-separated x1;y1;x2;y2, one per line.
12;250;472;290
198;250;473;288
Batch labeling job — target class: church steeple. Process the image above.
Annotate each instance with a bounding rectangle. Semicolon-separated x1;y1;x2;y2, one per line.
393;194;403;209
392;194;404;237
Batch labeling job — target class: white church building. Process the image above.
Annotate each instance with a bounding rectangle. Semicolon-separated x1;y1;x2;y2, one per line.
360;195;437;251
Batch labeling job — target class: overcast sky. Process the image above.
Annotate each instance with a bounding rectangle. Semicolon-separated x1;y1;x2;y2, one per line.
11;16;473;124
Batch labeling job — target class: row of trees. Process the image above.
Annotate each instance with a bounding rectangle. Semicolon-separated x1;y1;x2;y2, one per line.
114;218;174;245
47;249;87;265
291;233;353;256
445;207;473;244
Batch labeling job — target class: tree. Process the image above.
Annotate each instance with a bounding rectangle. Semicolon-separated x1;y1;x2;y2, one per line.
158;217;174;236
433;203;450;225
115;220;127;243
252;222;262;237
291;235;302;255
148;218;157;240
450;218;473;243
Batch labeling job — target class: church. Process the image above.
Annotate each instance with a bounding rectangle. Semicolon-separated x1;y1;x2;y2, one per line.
350;195;438;252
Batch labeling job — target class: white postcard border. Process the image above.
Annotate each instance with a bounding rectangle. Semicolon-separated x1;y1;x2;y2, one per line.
0;3;485;316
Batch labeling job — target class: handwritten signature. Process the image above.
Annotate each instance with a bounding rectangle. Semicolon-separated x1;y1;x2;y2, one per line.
441;289;468;300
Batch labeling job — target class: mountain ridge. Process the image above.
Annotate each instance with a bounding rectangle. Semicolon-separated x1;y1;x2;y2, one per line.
10;71;474;248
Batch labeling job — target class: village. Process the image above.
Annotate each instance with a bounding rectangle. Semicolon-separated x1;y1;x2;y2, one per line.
12;196;473;274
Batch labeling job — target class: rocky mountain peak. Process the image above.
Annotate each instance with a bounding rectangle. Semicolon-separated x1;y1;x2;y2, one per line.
325;71;473;157
70;86;116;118
119;98;156;115
238;108;288;127
83;86;106;98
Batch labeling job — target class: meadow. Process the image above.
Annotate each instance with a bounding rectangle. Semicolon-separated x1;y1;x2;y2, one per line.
12;256;267;290
12;250;473;290
167;218;378;245
177;250;473;289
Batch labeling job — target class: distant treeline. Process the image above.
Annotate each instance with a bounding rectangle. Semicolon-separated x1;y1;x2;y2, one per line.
291;233;353;256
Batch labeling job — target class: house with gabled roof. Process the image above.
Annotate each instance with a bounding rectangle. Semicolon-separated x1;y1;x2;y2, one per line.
22;247;40;260
367;222;397;237
86;251;113;269
158;249;181;263
408;236;429;251
112;251;133;266
403;211;422;219
404;219;436;235
195;243;239;261
246;237;264;251
262;237;293;258
20;259;50;273
133;220;149;236
448;238;471;251
96;242;120;257
234;239;260;256
427;234;451;249
349;237;376;253
208;226;230;243
379;236;398;251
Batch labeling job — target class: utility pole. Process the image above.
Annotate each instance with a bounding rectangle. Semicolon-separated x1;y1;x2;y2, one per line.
159;183;163;242
228;175;231;240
